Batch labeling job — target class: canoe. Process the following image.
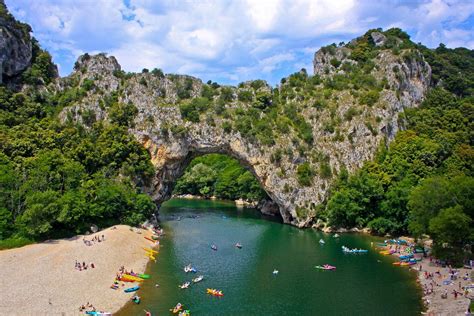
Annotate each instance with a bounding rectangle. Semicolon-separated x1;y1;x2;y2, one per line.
122;274;143;282
315;265;336;270
124;286;140;293
206;288;224;296
138;274;151;279
143;247;158;254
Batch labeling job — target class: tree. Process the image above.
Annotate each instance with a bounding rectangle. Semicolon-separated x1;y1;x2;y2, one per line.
429;205;472;263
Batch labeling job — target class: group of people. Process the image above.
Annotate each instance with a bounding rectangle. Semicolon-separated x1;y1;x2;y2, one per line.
75;261;95;271
83;234;105;246
79;302;96;312
419;260;472;301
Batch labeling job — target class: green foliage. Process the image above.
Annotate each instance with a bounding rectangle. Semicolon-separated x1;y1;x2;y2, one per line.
179;97;210;122
21;40;57;85
238;90;253;102
359;90;380;106
428;205;472;263
0;67;156;243
174;154;266;201
108;102;138;127
330;58;342;68
319;161;332;179
296;162;313;186
250;80;266;90
254;91;272;109
324;43;473;263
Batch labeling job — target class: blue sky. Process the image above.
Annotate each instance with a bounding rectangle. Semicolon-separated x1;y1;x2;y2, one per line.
6;0;474;85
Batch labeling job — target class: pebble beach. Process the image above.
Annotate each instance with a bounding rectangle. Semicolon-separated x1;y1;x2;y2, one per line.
0;225;155;316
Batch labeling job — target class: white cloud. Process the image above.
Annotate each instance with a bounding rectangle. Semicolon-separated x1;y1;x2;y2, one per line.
5;0;474;84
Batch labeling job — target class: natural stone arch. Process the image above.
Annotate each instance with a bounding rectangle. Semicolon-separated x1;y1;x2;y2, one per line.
138;135;291;223
60;35;431;227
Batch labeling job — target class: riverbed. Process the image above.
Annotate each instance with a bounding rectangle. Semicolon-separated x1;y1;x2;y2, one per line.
117;198;422;315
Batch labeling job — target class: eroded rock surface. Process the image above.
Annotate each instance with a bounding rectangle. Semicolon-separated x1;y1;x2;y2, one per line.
57;34;431;227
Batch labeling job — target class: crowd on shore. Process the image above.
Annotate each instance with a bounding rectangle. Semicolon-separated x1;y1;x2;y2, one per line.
375;239;473;315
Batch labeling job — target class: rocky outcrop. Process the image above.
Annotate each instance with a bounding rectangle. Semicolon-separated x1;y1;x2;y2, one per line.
0;0;32;82
57;32;431;227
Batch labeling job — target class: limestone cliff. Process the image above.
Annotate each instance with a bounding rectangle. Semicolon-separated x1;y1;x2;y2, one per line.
0;0;32;83
54;30;430;227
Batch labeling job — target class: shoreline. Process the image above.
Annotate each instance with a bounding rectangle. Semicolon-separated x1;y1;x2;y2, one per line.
172;194;258;207
376;241;472;315
0;225;157;315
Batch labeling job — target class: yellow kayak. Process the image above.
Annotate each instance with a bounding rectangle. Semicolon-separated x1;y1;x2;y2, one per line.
143;247;158;254
122;274;143;282
146;254;156;260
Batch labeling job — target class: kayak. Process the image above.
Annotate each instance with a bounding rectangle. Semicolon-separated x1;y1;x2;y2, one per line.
122;274;143;282
171;303;183;314
132;296;140;304
144;236;156;243
179;282;190;289
124;286;140;293
206;288;224;296
392;262;401;265
400;261;416;266
143;247;158;253
146;254;156;260
85;312;112;316
138;274;151;279
178;310;190;316
315;265;336;270
192;275;204;283
399;254;414;259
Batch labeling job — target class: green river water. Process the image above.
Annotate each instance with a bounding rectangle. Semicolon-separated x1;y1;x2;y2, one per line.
117;198;422;315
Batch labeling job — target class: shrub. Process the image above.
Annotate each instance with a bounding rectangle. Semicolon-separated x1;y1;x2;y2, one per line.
344;107;359;121
359;90;380;106
109;102;138;127
179;97;210;123
330;58;342;68
238;90;253;102
319;161;332;178
297;162;313;186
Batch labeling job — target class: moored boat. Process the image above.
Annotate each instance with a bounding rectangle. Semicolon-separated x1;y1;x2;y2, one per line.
124;285;140;293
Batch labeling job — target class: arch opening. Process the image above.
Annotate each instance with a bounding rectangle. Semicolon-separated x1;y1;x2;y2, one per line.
147;150;286;223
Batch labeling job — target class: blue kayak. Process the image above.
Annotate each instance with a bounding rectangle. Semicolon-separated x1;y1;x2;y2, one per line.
124;286;140;293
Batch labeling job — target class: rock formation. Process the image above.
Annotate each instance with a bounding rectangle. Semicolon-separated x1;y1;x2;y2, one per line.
56;31;431;227
0;0;32;83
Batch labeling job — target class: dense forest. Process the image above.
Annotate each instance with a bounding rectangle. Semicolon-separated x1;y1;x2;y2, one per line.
0;29;156;247
173;154;266;202
320;43;473;263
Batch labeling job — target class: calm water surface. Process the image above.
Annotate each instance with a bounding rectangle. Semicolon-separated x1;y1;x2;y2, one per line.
117;198;422;315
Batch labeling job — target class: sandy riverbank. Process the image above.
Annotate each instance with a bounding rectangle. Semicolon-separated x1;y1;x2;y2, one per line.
377;242;472;315
414;257;472;315
0;225;156;316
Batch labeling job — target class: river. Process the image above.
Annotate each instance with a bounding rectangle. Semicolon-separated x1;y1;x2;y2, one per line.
117;198;422;315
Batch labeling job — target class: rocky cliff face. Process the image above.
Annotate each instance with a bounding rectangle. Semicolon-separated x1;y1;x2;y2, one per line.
56;31;431;227
0;0;32;82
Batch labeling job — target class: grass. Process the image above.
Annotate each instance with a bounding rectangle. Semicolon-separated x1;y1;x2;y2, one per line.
0;236;35;250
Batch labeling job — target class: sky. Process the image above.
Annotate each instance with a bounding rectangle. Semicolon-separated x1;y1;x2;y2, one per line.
6;0;474;85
